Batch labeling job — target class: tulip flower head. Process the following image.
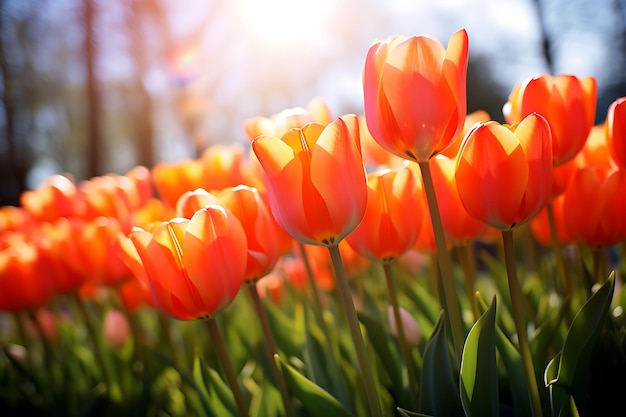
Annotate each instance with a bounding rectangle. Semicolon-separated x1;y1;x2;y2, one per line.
363;29;469;162
456;113;553;230
606;96;626;169
127;205;248;320
346;164;422;263
503;73;596;166
251;115;367;247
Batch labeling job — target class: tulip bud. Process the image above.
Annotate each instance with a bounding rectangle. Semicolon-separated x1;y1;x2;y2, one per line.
103;309;130;349
387;306;421;347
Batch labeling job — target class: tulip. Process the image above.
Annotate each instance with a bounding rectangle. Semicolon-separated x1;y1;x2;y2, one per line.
127;205;248;320
214;185;281;281
0;240;54;313
456;113;553;230
152;158;205;209
243;97;332;142
363;29;469;362
346;164;422;263
456;112;553;416
562;166;626;249
430;155;485;245
606;96;626;169
251;114;367;246
20;174;77;222
363;29;469;162
103;309;130;349
503;73;596;166
253;114;383;416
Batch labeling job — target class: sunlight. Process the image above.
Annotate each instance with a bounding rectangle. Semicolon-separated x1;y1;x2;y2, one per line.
234;0;332;46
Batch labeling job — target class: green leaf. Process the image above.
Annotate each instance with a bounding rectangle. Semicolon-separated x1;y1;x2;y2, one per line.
263;301;304;359
548;273;615;408
418;311;464;417
207;368;239;417
460;295;499;417
275;355;355;417
543;353;571;416
397;407;433;417
530;298;569;367
357;311;406;404
191;351;216;417
476;292;531;417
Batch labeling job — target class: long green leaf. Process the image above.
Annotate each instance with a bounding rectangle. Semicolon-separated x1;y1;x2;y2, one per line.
191;352;217;417
418;311;464;417
548;273;615;399
476;292;531;417
460;295;499;417
358;311;406;405
275;355;354;417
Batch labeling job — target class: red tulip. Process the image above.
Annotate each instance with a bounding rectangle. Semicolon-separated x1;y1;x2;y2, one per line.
363;29;469;162
0;239;54;312
606;96;626;169
456;113;553;230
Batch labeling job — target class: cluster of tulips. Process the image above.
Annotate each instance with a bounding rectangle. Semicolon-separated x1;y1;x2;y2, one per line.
1;28;626;417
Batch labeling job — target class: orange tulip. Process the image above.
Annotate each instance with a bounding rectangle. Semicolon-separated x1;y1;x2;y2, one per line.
76;217;132;288
430;155;486;244
561;166;626;248
152;158;205;209
456;113;553;230
346;164;422;263
214;185;281;281
176;188;221;219
199;143;249;192
606;96;626;169
0;239;54;312
503;73;596;166
441;109;491;159
363;29;469;162
126;205;247;320
251;115;367;246
20;174;77;222
243;97;332;141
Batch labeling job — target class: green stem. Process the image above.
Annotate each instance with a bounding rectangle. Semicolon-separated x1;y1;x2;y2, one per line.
382;262;419;410
72;293;117;399
418;160;464;363
547;201;570;297
247;282;294;417
327;244;384;417
501;230;543;417
298;242;328;331
206;316;250;417
299;242;352;409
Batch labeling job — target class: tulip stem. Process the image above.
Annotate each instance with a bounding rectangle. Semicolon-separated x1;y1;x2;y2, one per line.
328;244;384;417
418;160;465;363
546;201;570;297
382;262;419;409
299;242;352;409
206;316;250;417
501;229;543;417
247;282;294;417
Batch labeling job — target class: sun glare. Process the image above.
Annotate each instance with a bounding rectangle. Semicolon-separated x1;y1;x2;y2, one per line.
235;0;332;46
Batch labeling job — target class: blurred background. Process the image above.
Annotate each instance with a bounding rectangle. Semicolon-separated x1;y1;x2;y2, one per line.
1;0;625;206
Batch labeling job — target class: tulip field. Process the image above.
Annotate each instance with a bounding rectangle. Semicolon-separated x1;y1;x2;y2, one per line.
1;28;626;417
